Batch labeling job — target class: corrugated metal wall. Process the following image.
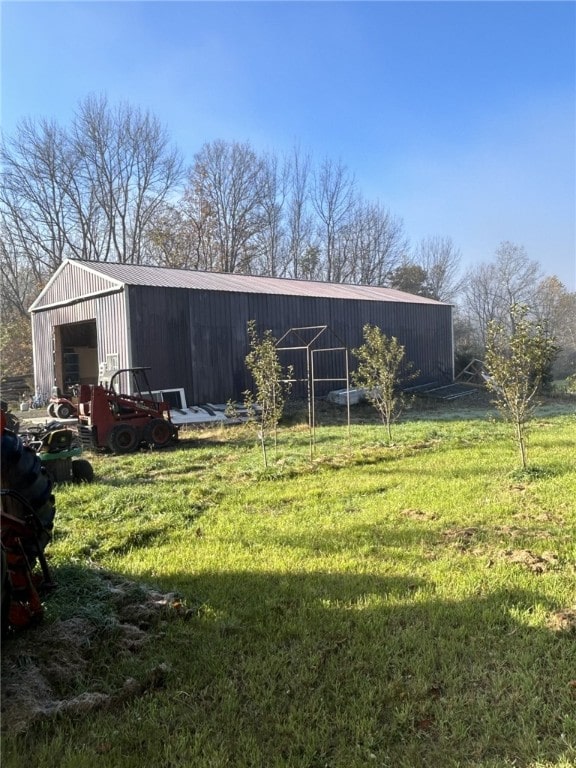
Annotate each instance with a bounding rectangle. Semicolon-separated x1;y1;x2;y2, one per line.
32;276;452;405
32;261;121;309
127;286;194;394
128;286;453;404
32;292;130;396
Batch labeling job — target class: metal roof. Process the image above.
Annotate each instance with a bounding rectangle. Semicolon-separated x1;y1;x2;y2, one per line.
64;260;446;305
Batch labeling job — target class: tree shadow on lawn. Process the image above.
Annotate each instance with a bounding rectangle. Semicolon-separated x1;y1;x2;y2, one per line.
162;572;575;767
5;562;573;768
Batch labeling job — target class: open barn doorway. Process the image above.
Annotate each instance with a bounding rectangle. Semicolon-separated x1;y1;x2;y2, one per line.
54;321;98;396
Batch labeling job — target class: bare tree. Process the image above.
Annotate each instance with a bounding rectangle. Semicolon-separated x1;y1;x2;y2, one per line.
533;276;576;378
1;96;183;380
71;95;183;264
461;262;500;347
338;199;407;286
0;216;41;376
252;153;288;277
412;236;463;302
186;140;268;274
311;158;356;282
1;96;183;271
0;215;43;319
144;144;405;288
1;118;77;278
283;146;316;280
493;242;543;328
462;242;544;346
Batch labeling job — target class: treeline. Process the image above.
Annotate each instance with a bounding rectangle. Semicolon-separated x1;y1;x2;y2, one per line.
1;95;575;378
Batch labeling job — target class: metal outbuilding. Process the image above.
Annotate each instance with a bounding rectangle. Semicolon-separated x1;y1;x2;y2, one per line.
29;259;454;405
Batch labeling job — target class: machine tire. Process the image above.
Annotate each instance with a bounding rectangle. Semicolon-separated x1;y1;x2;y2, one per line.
107;424;138;454
71;458;94;483
56;402;73;419
47;403;57;418
144;418;173;448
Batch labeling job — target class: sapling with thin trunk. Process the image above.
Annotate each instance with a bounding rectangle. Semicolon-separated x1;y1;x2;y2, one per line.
352;324;416;443
484;304;558;470
244;320;293;467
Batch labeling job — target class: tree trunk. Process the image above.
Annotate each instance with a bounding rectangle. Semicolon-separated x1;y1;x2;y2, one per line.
515;420;527;470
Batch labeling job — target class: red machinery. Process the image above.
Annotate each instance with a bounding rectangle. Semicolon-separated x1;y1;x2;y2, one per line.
47;386;78;420
1;408;57;633
76;367;178;454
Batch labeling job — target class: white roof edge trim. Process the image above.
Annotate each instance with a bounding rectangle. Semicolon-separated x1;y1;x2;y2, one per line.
28;259;126;311
30;286;125;313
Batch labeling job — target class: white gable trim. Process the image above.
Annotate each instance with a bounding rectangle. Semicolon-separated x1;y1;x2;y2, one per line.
29;259;126;312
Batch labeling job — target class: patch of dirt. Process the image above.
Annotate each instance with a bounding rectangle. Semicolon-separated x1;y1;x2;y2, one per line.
440;527;562;558
401;509;438;521
514;511;566;526
499;549;559;573
1;573;188;734
547;608;576;633
441;527;480;551
494;525;556;541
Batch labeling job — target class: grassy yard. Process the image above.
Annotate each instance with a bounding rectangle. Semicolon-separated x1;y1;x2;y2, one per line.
1;399;575;767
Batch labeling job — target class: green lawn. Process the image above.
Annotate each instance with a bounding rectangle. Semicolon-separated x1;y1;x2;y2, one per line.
2;401;575;767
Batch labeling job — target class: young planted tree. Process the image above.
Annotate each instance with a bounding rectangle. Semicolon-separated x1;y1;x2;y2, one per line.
485;304;558;470
352;324;415;442
244;321;292;467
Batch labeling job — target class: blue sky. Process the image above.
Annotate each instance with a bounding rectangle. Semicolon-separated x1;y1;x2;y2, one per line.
2;1;575;289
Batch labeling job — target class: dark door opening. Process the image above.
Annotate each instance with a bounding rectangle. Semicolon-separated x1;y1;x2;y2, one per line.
54;321;98;395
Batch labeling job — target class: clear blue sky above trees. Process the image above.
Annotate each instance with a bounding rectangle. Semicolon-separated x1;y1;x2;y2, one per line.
2;0;574;288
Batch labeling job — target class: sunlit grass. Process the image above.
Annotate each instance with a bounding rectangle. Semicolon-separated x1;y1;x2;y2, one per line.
2;403;575;767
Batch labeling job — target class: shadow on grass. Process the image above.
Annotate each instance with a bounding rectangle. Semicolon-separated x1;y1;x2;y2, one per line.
153;571;575;768
5;562;573;768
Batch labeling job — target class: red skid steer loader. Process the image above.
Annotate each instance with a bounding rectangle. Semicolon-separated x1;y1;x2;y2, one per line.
76;367;178;455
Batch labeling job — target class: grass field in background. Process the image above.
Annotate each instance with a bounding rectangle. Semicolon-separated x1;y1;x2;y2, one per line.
1;400;575;768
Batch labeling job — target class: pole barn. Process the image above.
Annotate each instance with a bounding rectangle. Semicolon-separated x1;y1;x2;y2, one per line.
29;260;454;405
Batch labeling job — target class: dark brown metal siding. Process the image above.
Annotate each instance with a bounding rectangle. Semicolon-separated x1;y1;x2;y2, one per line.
127;286;194;395
33;280;452;405
127;287;453;404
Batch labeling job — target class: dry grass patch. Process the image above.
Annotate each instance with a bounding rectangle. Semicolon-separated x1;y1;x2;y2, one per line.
1;570;186;734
